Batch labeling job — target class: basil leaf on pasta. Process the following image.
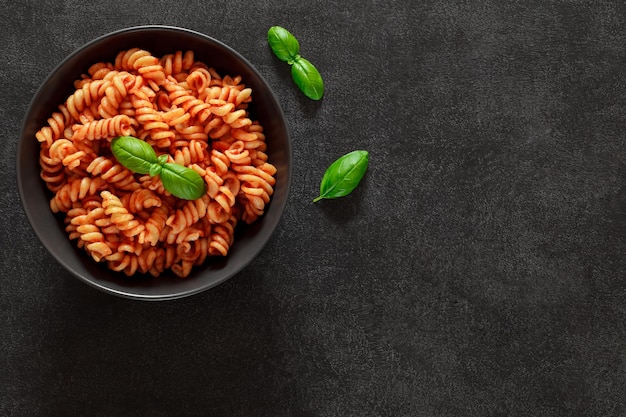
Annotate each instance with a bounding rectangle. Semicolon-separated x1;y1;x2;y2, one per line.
313;150;369;202
110;135;206;200
111;136;157;174
268;26;300;63
160;162;206;200
291;58;324;101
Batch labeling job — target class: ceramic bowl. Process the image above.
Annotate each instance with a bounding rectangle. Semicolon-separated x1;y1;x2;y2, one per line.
17;25;291;300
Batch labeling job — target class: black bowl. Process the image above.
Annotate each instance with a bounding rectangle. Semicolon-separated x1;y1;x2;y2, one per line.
17;25;291;300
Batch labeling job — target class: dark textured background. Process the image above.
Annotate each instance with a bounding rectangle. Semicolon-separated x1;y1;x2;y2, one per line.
1;1;625;416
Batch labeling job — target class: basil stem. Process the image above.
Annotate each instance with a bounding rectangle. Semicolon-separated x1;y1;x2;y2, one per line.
149;163;162;178
267;26;324;100
313;150;369;202
111;136;206;200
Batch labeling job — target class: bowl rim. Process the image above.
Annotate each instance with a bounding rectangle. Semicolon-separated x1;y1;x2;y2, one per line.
17;25;292;300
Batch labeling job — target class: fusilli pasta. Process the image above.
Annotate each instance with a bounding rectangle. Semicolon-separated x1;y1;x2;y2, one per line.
35;49;276;278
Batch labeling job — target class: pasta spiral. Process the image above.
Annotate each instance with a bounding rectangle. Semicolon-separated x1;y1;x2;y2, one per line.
101;190;145;238
50;176;106;213
164;78;214;123
35;106;72;147
67;206;113;262
97;71;137;118
87;156;140;191
70;114;135;141
39;147;66;192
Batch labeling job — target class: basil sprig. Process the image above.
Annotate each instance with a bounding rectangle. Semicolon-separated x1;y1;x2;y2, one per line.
111;136;206;200
268;26;324;100
313;150;369;202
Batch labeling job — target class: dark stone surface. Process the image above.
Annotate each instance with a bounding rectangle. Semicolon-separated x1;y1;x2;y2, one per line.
1;1;624;416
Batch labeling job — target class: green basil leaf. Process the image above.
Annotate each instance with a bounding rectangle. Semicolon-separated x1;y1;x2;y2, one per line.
291;58;324;100
160;162;206;200
313;150;369;202
111;136;157;175
268;26;300;62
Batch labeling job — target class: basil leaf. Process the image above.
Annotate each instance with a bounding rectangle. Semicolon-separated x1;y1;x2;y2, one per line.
160;162;206;200
111;136;157;174
292;58;324;100
313;150;369;202
268;26;300;63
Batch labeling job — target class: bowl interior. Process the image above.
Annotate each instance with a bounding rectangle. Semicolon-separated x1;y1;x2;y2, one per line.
17;26;291;300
